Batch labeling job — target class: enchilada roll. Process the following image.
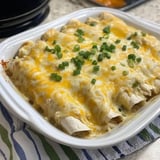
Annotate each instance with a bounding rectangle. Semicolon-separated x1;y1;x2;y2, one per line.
153;79;160;94
86;12;134;39
41;29;79;50
70;78;123;125
116;88;146;111
60;116;90;136
41;28;96;55
61;19;102;41
18;40;35;57
138;83;154;97
6;57;93;136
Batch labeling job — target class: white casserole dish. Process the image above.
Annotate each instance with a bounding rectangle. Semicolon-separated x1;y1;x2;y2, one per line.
0;7;160;149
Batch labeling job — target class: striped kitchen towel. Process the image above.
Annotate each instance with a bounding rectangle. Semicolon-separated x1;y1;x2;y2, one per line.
0;102;160;160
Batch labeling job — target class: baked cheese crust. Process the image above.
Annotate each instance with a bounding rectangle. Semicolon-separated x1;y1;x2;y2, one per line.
5;12;160;138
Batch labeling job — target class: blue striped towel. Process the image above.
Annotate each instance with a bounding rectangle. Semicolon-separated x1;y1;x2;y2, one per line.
0;102;160;160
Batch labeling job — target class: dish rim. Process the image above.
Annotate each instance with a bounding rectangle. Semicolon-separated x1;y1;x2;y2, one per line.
0;7;160;149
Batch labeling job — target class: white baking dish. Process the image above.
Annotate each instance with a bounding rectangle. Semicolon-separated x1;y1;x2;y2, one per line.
0;7;160;149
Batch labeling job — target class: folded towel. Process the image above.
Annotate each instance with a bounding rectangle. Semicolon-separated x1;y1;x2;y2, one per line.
0;102;160;160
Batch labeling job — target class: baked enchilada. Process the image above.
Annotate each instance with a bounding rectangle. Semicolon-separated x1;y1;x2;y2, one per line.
4;12;160;138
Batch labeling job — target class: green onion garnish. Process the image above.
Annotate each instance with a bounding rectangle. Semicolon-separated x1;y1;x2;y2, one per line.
73;44;80;52
132;80;140;88
50;73;62;82
111;66;116;71
44;46;55;54
115;39;121;44
122;45;127;51
131;41;139;49
91;78;96;84
73;69;80;76
52;40;57;45
128;54;136;61
136;57;142;63
103;26;111;34
141;32;146;37
93;65;100;73
103;50;111;59
58;61;69;70
89;22;97;26
97;54;104;62
92;60;97;65
75;29;84;37
122;71;129;76
77;36;85;43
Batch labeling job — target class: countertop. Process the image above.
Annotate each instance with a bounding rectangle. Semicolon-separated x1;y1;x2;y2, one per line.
45;0;160;160
1;0;160;159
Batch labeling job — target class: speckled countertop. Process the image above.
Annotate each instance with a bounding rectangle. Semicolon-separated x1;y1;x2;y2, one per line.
45;0;160;160
44;0;160;24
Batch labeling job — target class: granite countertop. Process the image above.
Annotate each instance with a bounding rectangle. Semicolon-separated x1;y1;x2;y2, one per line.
45;0;160;24
45;0;160;160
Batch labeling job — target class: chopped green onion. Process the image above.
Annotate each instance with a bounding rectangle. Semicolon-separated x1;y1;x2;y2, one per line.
141;32;146;37
122;70;129;76
128;59;134;68
73;69;80;76
92;60;97;65
79;51;90;59
132;80;140;88
131;41;139;49
89;22;97;26
93;65;100;73
75;29;84;36
77;36;85;43
56;52;62;59
50;73;62;82
92;44;98;50
133;32;138;37
128;54;136;61
58;64;65;70
122;45;127;51
97;54;104;62
53;45;62;59
90;48;97;55
115;39;121;44
110;44;116;51
63;61;69;66
71;56;84;70
103;26;111;34
44;46;55;54
136;57;142;63
127;32;138;40
52;40;57;45
54;45;61;53
127;36;132;40
111;66;116;71
103;34;110;39
74;29;85;43
91;78;96;84
73;44;80;52
99;37;103;41
102;50;111;59
45;45;62;59
100;42;115;53
58;61;69;70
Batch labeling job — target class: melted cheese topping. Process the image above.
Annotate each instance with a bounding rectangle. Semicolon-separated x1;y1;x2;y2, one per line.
5;12;160;138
